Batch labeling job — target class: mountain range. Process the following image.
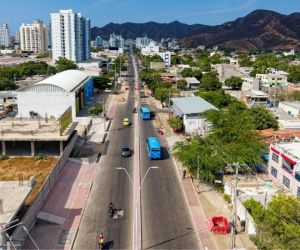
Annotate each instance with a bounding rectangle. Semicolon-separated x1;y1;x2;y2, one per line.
91;10;300;51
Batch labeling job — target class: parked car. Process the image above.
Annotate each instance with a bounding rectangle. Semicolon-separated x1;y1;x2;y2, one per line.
121;146;131;157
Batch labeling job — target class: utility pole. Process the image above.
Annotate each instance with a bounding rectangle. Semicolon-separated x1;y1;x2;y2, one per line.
114;67;117;94
228;162;240;250
197;155;200;192
103;92;106;131
168;89;171;118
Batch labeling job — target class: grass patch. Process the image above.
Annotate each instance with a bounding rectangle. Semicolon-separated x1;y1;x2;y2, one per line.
0;156;58;205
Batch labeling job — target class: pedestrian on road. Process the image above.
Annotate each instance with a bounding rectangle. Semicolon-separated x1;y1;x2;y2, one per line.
191;174;194;183
183;169;187;179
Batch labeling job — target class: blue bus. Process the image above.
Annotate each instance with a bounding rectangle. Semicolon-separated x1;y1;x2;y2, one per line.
147;137;161;159
140;106;151;120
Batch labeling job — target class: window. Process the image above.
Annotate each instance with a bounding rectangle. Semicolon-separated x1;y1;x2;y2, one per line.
272;153;279;163
271;167;278;178
283;176;290;188
297;187;300;197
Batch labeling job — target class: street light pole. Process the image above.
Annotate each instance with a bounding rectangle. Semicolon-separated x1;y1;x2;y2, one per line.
197;155;200;192
116;166;159;250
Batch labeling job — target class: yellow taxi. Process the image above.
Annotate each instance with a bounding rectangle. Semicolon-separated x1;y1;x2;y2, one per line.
123;118;130;126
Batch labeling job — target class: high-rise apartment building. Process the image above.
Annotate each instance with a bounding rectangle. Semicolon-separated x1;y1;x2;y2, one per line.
50;9;91;63
19;20;48;54
0;24;10;48
109;33;124;48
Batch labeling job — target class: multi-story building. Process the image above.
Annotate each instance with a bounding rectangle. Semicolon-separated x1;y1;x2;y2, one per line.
19;20;48;54
141;41;159;56
95;36;104;47
0;24;10;48
136;35;151;48
269;142;300;197
109;33;124;48
50;9;91;63
256;73;288;87
159;51;172;67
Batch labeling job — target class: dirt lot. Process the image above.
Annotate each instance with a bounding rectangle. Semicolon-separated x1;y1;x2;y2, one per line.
0;157;58;205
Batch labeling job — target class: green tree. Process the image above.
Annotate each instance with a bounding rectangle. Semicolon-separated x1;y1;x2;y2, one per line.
88;104;103;116
245;194;300;250
288;66;300;83
225;76;243;90
172;102;266;182
198;90;233;109
94;76;110;91
177;79;187;90
200;73;222;91
210;54;221;64
181;68;194;77
193;69;203;81
168;117;183;131
55;57;77;72
249;106;278;130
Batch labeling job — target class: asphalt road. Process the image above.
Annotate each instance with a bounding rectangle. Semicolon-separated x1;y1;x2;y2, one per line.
139;102;200;249
74;54;200;249
73;57;136;250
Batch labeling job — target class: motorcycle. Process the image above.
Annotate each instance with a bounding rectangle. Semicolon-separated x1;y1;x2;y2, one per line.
108;206;114;217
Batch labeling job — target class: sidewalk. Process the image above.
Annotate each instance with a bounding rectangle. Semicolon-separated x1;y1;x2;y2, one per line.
24;159;97;250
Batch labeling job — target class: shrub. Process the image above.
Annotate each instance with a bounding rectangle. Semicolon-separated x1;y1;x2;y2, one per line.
168;117;183;131
35;153;47;161
0;154;8;160
223;194;231;203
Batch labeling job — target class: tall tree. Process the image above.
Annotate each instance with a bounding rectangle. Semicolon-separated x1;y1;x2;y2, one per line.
55;57;77;72
225;76;243;90
200;73;222;91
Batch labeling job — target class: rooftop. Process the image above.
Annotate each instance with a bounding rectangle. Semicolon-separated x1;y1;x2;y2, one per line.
0;181;32;225
30;70;89;93
171;96;218;115
280;101;300;110
273;142;300;160
185;77;200;84
0;117;77;141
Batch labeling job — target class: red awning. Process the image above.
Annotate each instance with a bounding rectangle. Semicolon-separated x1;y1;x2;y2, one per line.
271;147;280;155
281;154;297;165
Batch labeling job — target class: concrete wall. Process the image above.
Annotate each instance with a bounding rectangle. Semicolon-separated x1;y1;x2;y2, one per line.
11;132;77;247
183;115;208;135
17;92;76;119
224;182;257;235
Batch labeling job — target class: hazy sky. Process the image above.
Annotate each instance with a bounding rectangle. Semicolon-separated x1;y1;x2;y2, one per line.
0;0;299;33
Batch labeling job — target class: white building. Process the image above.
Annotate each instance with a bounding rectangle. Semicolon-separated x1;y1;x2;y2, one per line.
17;70;94;119
19;20;48;54
256;73;288;87
269;142;300;197
159;51;171;67
109;33;124;48
0;24;10;47
184;77;200;90
50;9;91;63
136;36;151;48
141;41;159;56
170;96;218;135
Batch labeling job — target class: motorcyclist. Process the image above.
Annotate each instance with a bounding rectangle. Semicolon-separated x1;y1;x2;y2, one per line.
108;202;114;216
98;233;105;247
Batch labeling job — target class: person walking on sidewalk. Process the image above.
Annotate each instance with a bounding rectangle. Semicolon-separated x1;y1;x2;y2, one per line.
182;168;187;179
